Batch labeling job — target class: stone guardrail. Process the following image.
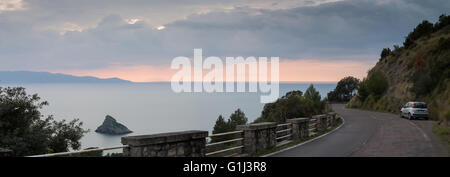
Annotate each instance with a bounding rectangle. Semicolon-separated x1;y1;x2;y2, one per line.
23;112;340;157
120;112;340;157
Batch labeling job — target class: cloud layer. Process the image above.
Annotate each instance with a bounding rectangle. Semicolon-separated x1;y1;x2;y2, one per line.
0;0;448;79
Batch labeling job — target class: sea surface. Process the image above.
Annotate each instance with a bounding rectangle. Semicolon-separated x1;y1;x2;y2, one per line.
0;82;336;152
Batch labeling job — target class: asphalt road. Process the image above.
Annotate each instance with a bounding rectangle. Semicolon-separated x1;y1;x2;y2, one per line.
270;104;448;157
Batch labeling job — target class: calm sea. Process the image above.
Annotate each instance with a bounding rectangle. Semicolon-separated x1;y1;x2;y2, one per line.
0;82;336;151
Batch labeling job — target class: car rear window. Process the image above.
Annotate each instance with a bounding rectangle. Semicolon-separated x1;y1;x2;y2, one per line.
414;103;427;108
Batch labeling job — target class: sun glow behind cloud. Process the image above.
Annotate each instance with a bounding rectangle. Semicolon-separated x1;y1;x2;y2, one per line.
125;18;141;24
0;0;25;12
156;25;166;30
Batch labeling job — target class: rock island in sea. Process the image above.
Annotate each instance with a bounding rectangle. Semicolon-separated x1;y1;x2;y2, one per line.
95;115;132;135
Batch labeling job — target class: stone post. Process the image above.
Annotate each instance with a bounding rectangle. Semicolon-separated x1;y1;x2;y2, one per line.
312;115;328;131
0;148;14;157
328;112;337;126
121;130;208;157
237;122;277;154
287;118;309;139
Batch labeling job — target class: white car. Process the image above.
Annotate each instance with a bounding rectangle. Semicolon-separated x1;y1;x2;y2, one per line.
400;102;429;120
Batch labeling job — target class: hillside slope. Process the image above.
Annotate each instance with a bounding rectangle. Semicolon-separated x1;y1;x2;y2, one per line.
347;16;450;121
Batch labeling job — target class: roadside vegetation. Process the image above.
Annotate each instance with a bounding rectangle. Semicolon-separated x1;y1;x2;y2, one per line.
209;84;330;156
211;84;329;134
347;14;450;121
433;122;450;154
254;84;328;123
345;14;450;152
211;109;248;143
0;87;88;156
326;76;360;103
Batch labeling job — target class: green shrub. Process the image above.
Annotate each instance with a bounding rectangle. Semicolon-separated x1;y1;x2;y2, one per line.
357;79;369;101
445;111;450;122
364;95;377;108
411;72;434;96
366;70;389;100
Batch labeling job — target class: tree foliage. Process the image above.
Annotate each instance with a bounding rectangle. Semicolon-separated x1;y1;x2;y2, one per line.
255;84;326;123
304;84;321;102
380;48;392;59
434;14;450;32
357;79;369;101
366;71;389;97
228;109;248;128
403;14;450;48
327;76;360;102
211;109;248;143
0;87;88;156
357;71;388;101
404;20;434;48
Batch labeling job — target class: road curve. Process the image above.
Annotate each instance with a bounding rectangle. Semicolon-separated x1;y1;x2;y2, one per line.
270;104;448;157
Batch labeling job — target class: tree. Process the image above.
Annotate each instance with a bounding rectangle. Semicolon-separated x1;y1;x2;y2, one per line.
327;76;360;102
210;109;248;142
228;109;248;129
213;115;229;133
380;48;392;59
304;84;321;102
256;86;327;123
404;20;434;48
211;115;232;143
434;14;450;31
0;87;88;156
282;90;303;99
304;84;325;115
356;70;388;101
357;79;369;101
366;70;388;98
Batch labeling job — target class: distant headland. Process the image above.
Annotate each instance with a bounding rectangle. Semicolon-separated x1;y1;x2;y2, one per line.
0;71;131;84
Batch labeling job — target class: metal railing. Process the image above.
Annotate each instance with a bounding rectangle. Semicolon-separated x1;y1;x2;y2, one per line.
205;130;244;157
27;145;128;157
309;118;318;136
275;123;292;147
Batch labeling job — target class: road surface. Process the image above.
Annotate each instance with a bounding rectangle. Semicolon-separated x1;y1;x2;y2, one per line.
270;104;448;157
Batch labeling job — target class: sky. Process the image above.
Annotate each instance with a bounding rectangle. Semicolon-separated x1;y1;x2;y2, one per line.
0;0;448;82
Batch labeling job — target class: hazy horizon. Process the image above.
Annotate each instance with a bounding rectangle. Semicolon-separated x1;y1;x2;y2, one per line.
0;70;352;83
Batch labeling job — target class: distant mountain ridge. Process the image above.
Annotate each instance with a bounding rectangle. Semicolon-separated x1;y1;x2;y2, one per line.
0;71;131;83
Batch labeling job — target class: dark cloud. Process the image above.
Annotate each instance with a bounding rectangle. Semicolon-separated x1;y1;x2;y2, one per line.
0;0;448;71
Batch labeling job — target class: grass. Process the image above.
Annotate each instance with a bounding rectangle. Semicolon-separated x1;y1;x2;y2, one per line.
251;118;343;157
432;123;450;155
